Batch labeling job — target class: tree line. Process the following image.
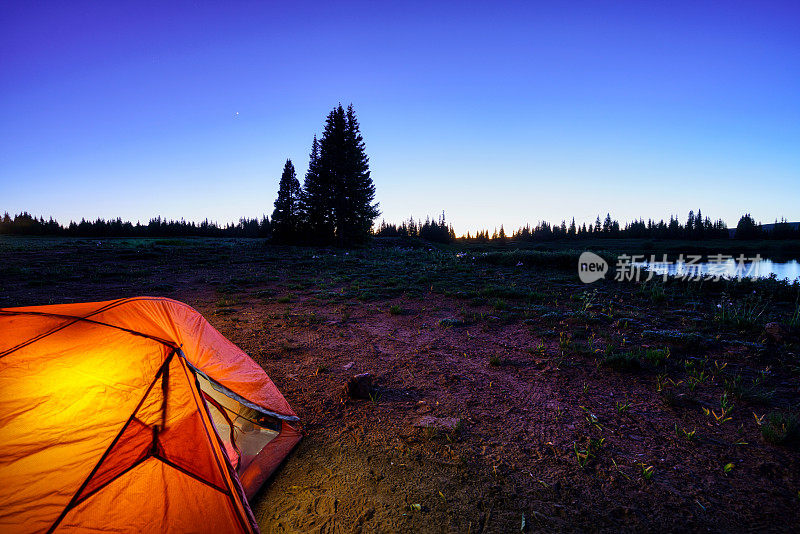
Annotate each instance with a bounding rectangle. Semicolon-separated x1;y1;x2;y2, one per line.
374;212;456;243
0;212;271;238
3;210;797;243
460;212;799;243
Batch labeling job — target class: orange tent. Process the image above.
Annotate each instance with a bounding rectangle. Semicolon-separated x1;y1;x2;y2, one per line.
0;297;301;533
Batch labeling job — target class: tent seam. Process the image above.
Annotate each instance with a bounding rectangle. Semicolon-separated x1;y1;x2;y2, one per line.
0;297;178;358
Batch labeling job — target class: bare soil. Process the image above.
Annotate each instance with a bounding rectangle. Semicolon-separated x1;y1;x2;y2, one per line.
2;237;798;533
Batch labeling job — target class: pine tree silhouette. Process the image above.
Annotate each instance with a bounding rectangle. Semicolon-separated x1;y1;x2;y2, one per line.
300;135;333;242
342;104;380;242
271;159;301;243
313;104;379;245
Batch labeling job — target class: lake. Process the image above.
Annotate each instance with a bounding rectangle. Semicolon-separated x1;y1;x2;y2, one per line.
635;258;800;283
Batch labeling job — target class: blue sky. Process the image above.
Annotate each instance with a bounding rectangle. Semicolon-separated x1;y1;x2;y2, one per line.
1;1;798;235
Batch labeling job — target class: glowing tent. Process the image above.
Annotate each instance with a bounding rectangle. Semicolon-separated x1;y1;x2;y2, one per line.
0;297;301;533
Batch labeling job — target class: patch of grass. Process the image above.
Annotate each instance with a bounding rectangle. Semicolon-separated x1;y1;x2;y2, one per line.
642;347;670;366
760;411;800;446
285;312;323;326
389;304;403;315
480;286;529;300
276;295;292;304
216;282;243;295
489;355;501;366
527;341;546;355
492;298;510;311
714;294;768;331
600;345;668;371
638;280;667;303
574;436;605;470
724;374;774;405
216;297;240;308
601;346;641;371
358;289;385;301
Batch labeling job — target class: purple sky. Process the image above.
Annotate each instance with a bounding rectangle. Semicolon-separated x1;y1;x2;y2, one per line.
2;1;798;235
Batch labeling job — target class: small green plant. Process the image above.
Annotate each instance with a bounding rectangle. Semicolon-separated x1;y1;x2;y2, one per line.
723;462;734;475
389;304;402;315
580;406;602;430
639;463;655;481
685;360;708;392
674;423;697;441
704;393;734;424
489;355;501;366
655;373;670;392
578;289;598;312
276;295;291;304
789;298;800;329
616;400;631;415
559;332;571;351
610;458;633;481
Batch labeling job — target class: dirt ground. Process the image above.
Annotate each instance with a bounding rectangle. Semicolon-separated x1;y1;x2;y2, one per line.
1;237;799;533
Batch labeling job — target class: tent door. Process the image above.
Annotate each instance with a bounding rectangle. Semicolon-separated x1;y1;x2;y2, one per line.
194;373;281;475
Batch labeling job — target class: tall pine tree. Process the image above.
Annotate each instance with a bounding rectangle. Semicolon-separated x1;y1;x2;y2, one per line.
271;159;301;243
300;135;333;242
341;104;379;242
309;104;379;245
296;104;379;245
318;106;349;244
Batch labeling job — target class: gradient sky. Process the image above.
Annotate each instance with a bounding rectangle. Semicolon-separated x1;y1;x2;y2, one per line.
2;1;799;236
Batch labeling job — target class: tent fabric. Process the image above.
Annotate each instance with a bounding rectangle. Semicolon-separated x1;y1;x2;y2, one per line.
0;297;301;534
